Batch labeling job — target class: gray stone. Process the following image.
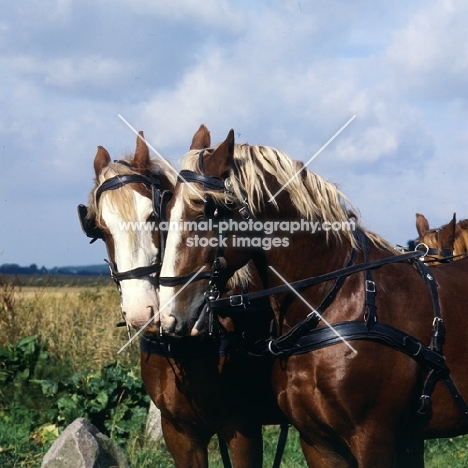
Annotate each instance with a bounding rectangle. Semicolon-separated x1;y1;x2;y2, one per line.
41;418;129;468
146;401;163;441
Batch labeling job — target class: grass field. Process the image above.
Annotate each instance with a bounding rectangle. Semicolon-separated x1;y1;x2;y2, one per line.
1;274;468;467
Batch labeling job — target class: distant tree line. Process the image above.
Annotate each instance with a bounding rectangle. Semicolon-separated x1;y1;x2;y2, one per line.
0;263;108;276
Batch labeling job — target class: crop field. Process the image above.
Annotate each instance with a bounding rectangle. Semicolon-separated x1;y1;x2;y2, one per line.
1;274;468;467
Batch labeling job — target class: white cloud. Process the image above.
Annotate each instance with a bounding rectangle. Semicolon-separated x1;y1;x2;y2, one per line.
9;0;73;26
118;0;244;31
2;55;131;90
44;56;130;89
388;0;468;99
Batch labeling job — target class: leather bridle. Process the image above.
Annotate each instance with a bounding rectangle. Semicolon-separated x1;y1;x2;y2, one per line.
78;160;168;289
159;149;251;333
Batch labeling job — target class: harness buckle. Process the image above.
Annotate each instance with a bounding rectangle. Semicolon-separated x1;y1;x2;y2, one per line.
205;288;220;302
365;280;375;293
229;294;244;307
224;177;234;192
239;204;250;220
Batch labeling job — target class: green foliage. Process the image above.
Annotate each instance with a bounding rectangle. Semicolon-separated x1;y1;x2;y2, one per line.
0;335;149;466
0;336;60;467
42;361;150;443
0;335;52;409
425;437;468;468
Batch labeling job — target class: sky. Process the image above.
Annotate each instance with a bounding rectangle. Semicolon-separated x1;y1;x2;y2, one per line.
1;0;468;268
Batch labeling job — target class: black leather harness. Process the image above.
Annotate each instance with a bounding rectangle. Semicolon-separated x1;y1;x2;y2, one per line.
167;156;468;428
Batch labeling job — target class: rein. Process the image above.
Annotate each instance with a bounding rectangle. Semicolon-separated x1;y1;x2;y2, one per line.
209;248;424;310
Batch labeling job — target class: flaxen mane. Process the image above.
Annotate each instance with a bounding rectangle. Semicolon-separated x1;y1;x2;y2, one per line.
180;143;395;251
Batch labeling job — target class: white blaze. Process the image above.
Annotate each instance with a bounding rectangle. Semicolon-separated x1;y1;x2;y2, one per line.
101;191;159;329
159;195;185;331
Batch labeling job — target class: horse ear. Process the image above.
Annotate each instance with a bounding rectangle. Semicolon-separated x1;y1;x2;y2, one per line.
439;213;457;249
94;146;111;177
204;129;235;177
415;213;430;238
190;124;211;150
450;213;457;240
134;130;150;170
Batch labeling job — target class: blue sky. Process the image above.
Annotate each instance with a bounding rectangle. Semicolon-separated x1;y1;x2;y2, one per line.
1;0;468;268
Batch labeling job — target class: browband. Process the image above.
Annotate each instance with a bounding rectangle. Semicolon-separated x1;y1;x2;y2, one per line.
178;170;225;191
96;174;160;203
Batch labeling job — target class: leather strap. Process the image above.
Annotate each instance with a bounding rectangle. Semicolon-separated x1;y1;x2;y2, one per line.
178;170;225;190
160;270;212;287
269;320;446;370
110;263;161;281
269;320;468;425
217;437;232;468
272;424;290;468
140;333;232;357
210;249;424;310
96;173;159;203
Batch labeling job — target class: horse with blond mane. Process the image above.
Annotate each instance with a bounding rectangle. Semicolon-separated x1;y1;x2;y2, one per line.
158;125;468;468
79;130;287;468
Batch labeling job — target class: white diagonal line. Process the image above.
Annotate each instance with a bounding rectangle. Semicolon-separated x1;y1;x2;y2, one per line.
118;113;176;175
116;266;206;354
269;266;358;354
268;115;356;202
118;113;205;202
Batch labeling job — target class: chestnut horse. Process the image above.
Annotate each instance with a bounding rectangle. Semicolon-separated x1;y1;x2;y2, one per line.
79;131;286;468
159;126;468;467
415;213;468;263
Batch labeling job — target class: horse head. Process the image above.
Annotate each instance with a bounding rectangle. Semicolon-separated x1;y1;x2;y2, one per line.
79;131;175;332
415;212;456;263
160;126;273;336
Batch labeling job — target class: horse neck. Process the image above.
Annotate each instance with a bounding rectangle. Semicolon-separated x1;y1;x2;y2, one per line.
454;229;468;255
265;228;354;291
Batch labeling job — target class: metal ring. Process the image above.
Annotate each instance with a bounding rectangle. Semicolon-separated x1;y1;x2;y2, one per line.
268;340;282;356
414;243;430;258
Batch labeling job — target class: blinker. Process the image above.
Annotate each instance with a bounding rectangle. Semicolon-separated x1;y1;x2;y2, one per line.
77;204;103;243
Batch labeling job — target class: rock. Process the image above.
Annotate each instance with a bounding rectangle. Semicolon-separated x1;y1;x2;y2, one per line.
146;401;163;441
41;418;129;468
